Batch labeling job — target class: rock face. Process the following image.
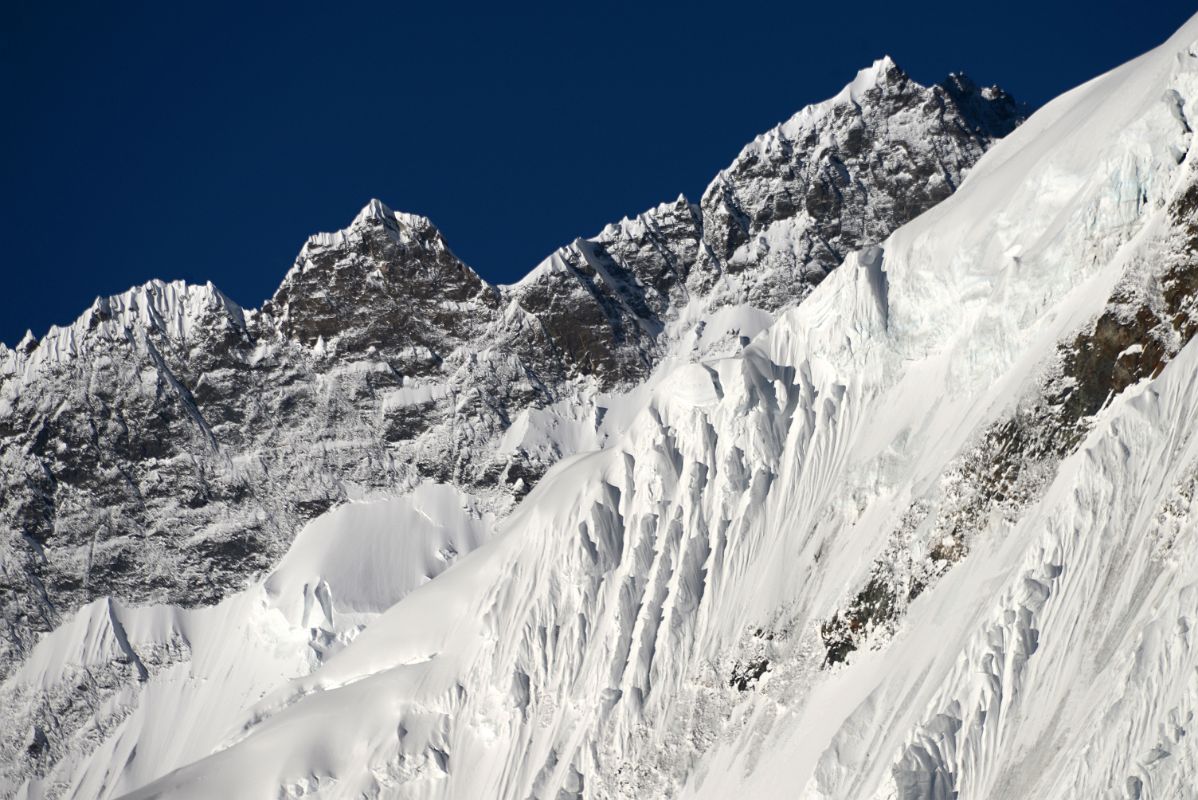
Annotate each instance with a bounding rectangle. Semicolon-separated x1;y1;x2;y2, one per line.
0;58;1023;688
700;59;1021;297
265;202;501;366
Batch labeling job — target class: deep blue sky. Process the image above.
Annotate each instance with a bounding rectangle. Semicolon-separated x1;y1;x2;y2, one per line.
3;2;1195;345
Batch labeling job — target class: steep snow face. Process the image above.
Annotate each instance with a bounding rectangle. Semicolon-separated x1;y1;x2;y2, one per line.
0;56;1020;705
34;15;1198;800
689;343;1198;800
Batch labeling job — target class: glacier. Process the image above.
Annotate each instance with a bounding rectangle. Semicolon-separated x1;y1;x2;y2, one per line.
7;12;1198;800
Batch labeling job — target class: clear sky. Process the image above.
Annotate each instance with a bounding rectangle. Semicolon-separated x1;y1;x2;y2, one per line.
3;1;1195;345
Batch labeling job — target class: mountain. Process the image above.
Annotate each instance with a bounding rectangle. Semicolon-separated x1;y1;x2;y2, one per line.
0;57;1019;688
26;27;1198;796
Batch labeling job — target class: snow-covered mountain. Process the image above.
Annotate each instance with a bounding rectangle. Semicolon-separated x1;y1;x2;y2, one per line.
0;57;1018;680
14;16;1198;798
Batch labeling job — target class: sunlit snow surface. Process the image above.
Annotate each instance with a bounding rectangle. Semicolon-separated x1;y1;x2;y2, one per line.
6;486;492;799
12;15;1198;800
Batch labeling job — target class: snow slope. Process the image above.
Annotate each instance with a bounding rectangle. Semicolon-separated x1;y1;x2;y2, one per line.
42;12;1198;800
2;485;492;799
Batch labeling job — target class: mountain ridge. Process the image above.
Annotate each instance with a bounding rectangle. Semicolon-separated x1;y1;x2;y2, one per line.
11;15;1198;792
4;57;1022;366
0;58;1027;797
